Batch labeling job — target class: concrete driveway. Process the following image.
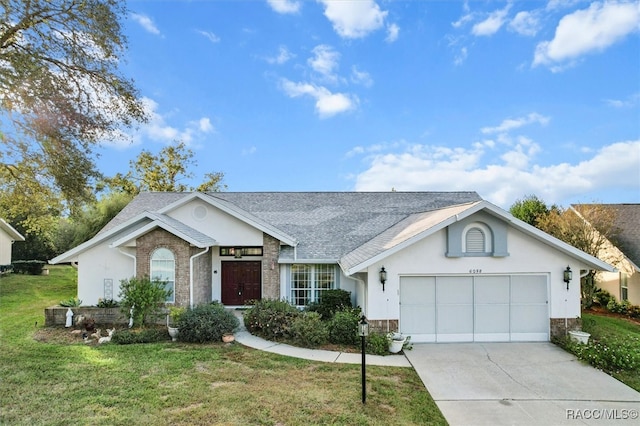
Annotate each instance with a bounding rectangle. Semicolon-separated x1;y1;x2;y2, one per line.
405;343;640;425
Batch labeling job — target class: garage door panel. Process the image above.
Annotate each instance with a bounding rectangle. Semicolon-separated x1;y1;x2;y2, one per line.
511;276;547;303
400;274;549;343
475;304;509;333
437;276;473;304
401;306;436;335
511;304;548;333
437;305;473;335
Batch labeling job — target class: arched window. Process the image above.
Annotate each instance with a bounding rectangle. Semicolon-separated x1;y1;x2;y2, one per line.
151;248;175;302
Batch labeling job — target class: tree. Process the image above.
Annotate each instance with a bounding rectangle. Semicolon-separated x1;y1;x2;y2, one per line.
537;204;620;308
1;0;146;210
118;276;172;327
509;195;551;227
106;141;226;194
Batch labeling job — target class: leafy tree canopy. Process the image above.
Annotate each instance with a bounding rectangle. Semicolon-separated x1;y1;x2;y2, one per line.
106;141;226;194
0;0;146;212
509;194;552;227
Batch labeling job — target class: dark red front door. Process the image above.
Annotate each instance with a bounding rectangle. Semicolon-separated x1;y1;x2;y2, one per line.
221;261;262;305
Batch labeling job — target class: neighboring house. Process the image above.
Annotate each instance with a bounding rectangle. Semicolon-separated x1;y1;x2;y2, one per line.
576;204;640;305
0;218;25;267
50;192;613;342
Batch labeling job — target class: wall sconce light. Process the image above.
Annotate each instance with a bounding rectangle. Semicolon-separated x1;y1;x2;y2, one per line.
379;266;387;292
563;265;572;290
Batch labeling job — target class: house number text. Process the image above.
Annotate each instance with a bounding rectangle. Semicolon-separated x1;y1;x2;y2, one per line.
469;269;482;274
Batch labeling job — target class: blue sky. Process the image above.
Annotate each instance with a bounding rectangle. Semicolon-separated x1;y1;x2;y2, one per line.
98;0;640;208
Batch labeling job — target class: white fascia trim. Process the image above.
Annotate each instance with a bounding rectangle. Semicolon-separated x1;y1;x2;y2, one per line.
278;259;338;264
0;218;25;241
159;192;298;248
50;211;156;264
109;221;216;249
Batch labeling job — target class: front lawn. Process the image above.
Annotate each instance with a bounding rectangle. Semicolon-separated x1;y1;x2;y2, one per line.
581;313;640;391
0;266;446;425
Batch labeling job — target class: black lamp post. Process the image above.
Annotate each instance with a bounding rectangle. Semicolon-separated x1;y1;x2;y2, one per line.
358;315;369;404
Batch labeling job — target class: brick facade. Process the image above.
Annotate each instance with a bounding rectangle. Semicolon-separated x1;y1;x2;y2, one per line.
550;317;581;340
262;233;280;299
137;229;193;307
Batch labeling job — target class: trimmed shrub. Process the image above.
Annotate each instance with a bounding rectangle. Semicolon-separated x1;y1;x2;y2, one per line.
290;312;329;347
365;332;388;355
12;260;46;275
176;303;239;343
244;299;300;340
112;328;169;345
593;288;615;307
328;307;362;345
307;289;352;319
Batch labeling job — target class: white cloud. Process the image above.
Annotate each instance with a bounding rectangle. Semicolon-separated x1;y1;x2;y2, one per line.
352;140;640;208
386;23;400;43
454;47;468;66
196;30;220;43
481;113;550;134
267;0;301;14
131;13;161;36
509;11;541;36
351;66;373;87
280;79;358;118
534;1;640;69
107;97;214;147
242;146;257;155
267;46;295;64
472;4;512;36
604;92;640;108
318;0;388;39
308;45;340;81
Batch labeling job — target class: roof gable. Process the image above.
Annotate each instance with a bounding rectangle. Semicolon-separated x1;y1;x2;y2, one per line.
0;218;25;242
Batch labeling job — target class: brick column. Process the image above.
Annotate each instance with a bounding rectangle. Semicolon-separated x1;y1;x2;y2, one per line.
262;233;280;300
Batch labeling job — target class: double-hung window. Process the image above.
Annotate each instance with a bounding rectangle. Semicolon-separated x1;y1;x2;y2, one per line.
151;248;175;303
621;273;629;301
290;264;336;306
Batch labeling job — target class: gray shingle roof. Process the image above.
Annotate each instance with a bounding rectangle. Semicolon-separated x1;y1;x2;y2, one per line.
609;204;640;267
102;191;482;261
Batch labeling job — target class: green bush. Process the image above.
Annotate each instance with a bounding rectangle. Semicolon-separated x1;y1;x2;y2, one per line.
112;328;169;345
245;299;301;340
176;303;239;343
328;307;362;345
307;289;352;319
11;260;46;275
96;299;119;308
118;276;172;327
365;332;388;355
290;312;329;347
593;288;615;307
561;335;640;372
59;296;82;307
607;299;631;315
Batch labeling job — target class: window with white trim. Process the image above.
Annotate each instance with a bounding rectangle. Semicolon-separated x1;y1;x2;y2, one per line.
151;248;175;303
621;273;629;301
290;264;336;306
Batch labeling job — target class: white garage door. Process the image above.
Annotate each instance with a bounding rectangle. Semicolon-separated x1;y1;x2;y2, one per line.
400;275;548;343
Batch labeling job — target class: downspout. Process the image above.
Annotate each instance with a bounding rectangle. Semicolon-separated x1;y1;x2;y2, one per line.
118;248;137;276
190;247;210;309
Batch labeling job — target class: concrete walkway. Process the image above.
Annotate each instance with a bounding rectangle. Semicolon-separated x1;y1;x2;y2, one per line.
232;310;411;367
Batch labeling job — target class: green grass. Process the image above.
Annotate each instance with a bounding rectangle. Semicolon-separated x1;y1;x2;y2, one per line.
581;313;640;391
0;266;446;425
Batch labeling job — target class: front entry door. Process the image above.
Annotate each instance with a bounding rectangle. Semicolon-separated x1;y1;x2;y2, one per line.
221;261;262;305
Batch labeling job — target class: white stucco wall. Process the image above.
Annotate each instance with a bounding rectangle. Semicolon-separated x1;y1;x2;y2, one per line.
171;202;264;246
77;244;135;306
0;230;13;265
362;224;589;322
